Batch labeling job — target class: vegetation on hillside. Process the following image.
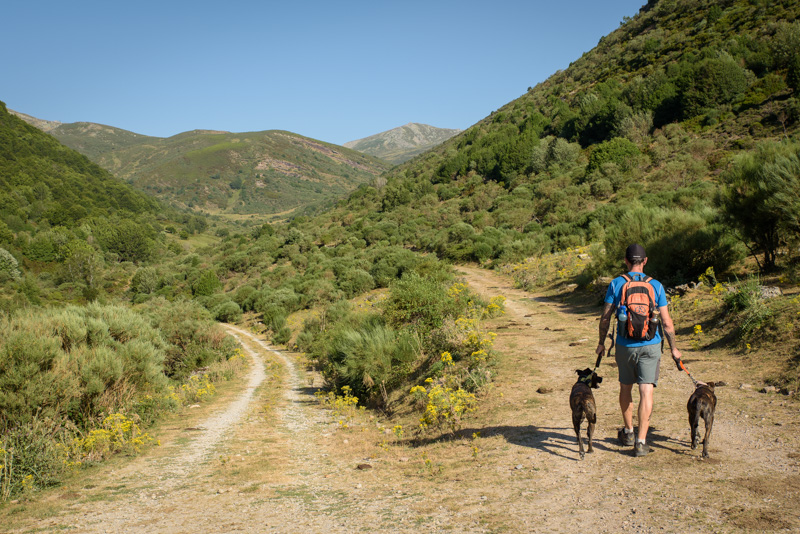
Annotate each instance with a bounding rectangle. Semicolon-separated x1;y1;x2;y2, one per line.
35;121;391;217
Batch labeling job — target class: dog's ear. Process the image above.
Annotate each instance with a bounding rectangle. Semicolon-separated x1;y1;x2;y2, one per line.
706;381;715;389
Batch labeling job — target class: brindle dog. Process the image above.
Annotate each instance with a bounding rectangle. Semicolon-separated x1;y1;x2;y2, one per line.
687;382;717;458
570;368;602;460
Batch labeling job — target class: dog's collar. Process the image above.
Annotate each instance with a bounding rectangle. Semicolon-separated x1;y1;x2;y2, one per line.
578;374;593;384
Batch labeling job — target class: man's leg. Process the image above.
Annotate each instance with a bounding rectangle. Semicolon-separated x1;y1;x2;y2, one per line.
619;383;634;430
637;383;654;442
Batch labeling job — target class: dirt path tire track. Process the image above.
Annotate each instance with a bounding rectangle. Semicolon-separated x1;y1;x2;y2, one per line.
20;326;269;533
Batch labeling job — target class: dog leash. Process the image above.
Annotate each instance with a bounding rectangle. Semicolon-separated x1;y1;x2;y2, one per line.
676;358;701;387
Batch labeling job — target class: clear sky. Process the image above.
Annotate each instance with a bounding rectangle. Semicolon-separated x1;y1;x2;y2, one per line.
1;0;645;146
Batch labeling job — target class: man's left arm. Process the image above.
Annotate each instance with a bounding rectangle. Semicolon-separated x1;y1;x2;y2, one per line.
659;305;683;366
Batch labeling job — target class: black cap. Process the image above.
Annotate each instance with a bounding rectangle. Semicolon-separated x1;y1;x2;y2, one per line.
625;243;647;262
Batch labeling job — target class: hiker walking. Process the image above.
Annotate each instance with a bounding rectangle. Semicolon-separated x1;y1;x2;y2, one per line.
595;243;683;457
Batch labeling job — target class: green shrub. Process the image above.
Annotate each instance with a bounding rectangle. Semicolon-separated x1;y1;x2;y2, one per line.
137;298;235;379
718;141;800;271
338;268;375;299
272;326;292;345
586;137;642;174
0;248;21;280
369;247;419;287
2;418;67;499
213;301;242;323
678;56;749;118
192;270;222;296
131;266;160;296
324;318;419;406
383;273;458;335
723;276;774;340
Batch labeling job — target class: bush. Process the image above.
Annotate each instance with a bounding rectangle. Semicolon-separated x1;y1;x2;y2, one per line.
718;141;800;271
338;268;375;299
369;247;419;287
723;277;774;340
678;56;749;118
272;326;292;345
137;298;236;379
324;318;419;406
192;270;222;296
213;300;242;323
131;266;160;296
383;273;458;335
0;247;21;280
0;304;169;431
586;137;642;175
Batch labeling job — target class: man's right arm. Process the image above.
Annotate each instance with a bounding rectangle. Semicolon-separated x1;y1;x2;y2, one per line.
597;303;614;357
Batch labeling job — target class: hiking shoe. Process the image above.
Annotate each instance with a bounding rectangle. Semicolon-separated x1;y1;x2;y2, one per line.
618;428;634;447
634;441;650;457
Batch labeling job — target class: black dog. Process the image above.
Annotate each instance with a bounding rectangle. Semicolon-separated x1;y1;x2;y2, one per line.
570;368;602;459
687;382;717;458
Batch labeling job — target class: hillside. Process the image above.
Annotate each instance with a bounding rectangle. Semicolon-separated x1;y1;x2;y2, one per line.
344;122;461;164
0;101;161;230
13;114;391;217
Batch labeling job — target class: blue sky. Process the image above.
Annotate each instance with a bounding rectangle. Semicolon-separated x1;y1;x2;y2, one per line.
1;1;645;145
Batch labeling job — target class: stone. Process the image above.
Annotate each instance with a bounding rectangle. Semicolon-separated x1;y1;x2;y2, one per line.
760;286;782;299
761;386;778;394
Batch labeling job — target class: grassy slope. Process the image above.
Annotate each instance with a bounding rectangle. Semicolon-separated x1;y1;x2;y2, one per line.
42;122;392;217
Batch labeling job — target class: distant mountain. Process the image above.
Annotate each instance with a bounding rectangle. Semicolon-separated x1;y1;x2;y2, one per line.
344;123;461;164
12;113;390;217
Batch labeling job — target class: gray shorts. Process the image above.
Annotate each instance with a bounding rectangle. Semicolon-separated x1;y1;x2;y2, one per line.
615;343;662;386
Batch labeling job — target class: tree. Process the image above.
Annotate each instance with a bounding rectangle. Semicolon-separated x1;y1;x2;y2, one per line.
63;241;104;289
718;142;800;271
0;247;21;280
678;56;749;118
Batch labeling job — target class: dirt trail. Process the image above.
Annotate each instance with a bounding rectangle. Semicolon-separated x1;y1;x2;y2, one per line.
9;268;800;533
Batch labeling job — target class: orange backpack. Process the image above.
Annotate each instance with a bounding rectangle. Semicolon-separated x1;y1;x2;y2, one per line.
619;274;657;341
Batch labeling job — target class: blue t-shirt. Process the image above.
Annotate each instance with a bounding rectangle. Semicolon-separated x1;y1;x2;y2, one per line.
604;272;668;347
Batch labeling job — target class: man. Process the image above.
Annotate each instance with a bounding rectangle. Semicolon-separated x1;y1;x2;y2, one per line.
596;243;683;457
